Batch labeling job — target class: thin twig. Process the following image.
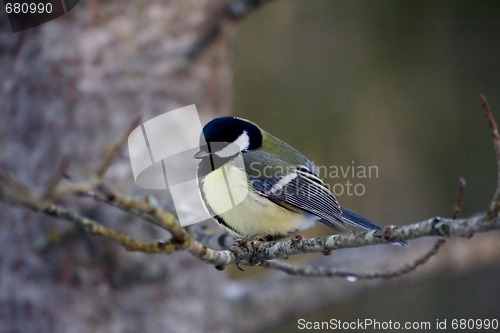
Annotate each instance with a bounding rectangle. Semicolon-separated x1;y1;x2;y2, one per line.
90;185;235;267
96;116;142;180
452;177;466;219
42;155;70;200
0;171;31;199
43;203;182;253
481;94;500;216
94;184;188;242
263;239;446;279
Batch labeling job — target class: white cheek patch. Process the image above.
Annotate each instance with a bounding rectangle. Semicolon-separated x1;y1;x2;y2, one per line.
215;131;250;158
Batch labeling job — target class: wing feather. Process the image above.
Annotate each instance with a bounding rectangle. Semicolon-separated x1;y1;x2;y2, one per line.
250;163;349;230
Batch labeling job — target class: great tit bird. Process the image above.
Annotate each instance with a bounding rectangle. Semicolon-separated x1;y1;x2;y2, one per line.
195;116;406;245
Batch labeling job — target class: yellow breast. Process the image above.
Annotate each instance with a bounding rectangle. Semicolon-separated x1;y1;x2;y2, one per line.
202;164;311;237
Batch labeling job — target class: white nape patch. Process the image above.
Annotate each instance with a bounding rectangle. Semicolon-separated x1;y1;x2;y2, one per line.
215;131;250;158
270;171;298;194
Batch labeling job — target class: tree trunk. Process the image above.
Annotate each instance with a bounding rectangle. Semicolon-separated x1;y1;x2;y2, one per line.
0;1;233;332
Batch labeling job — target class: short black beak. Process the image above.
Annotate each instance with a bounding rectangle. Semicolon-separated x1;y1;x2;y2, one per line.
194;149;211;159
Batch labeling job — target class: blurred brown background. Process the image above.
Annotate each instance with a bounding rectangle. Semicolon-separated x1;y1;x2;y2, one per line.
233;1;500;331
234;0;500;222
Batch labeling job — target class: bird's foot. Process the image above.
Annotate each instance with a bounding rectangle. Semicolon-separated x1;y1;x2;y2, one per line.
231;237;265;268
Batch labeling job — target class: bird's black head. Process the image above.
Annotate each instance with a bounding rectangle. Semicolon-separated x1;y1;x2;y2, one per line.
194;117;263;159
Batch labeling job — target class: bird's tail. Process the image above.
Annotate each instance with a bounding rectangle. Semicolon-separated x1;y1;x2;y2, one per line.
341;208;409;247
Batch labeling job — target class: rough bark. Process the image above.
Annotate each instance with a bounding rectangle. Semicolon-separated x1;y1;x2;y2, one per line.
0;1;233;332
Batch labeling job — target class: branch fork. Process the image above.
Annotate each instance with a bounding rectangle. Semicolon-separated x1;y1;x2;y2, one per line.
2;97;500;278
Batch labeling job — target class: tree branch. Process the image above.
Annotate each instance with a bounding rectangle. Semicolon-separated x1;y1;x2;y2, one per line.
1;96;500;278
262;239;446;279
481;94;500;217
452;177;466;219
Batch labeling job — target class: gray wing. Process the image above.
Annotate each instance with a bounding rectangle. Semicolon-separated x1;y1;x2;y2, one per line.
250;164;350;231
